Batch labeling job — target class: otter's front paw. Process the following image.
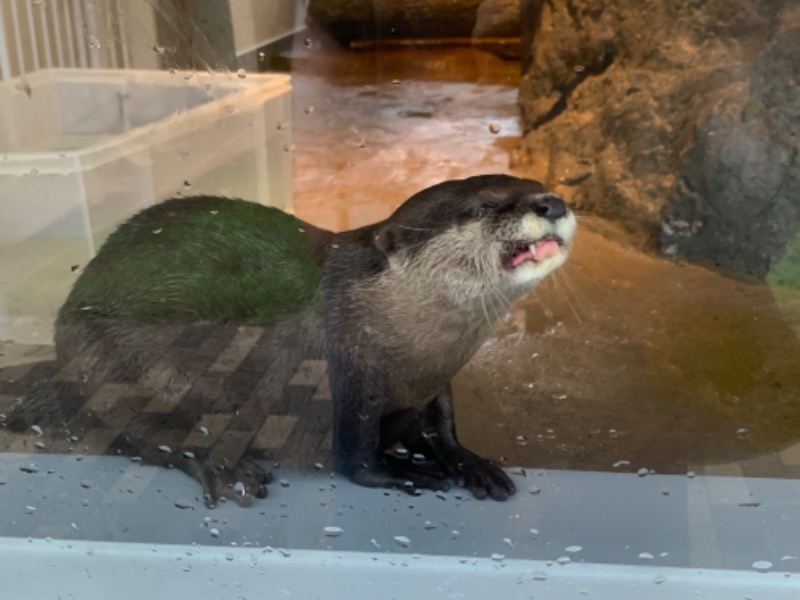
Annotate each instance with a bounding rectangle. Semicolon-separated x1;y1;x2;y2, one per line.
199;460;272;508
440;448;515;501
347;454;451;494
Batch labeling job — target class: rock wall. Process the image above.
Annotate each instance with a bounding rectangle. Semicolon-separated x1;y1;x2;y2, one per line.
514;0;800;278
307;0;520;57
307;0;485;45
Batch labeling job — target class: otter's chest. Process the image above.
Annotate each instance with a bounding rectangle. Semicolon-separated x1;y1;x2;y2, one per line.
365;310;491;410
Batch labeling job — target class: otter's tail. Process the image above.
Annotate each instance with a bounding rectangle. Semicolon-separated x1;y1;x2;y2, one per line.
2;365;89;433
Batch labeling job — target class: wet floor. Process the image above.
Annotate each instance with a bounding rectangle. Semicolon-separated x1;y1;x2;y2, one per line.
287;41;800;477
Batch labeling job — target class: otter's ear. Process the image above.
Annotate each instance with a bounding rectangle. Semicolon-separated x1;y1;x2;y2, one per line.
373;225;397;256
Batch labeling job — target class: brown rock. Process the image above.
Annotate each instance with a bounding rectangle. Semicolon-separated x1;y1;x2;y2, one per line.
515;0;799;277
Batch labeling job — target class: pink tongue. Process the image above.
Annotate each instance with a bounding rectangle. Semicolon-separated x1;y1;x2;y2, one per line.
534;239;561;260
511;239;561;268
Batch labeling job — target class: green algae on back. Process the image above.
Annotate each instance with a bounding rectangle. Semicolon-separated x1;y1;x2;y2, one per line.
60;197;324;326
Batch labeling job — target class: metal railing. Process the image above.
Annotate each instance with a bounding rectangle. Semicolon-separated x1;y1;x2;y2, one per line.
0;0;129;81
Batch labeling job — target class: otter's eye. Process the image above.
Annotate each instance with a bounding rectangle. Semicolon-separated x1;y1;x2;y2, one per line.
476;202;498;219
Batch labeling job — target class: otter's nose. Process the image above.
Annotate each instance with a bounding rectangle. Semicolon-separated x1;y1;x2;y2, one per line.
530;194;567;221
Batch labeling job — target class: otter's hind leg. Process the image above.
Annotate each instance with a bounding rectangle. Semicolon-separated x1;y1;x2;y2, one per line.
53;319;274;507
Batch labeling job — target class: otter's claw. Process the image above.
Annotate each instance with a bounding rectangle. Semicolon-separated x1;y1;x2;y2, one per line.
198;460;272;508
439;448;515;501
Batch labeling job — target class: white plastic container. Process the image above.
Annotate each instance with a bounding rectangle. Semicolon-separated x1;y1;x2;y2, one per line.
0;68;293;344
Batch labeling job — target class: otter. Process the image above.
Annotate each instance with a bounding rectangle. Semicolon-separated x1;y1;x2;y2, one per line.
7;174;575;506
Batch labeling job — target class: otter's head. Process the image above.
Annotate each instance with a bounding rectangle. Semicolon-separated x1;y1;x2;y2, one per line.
374;174;576;305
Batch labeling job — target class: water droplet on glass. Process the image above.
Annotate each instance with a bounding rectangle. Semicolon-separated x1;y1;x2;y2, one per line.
182;451;195;459
503;538;515;548
279;479;289;487
323;526;343;537
653;575;666;584
752;560;772;572
304;104;315;115
565;545;583;553
233;481;246;495
608;428;619;438
20;464;38;474
491;553;505;561
174;499;194;510
528;486;541;495
736;427;750;439
209;528;220;538
88;36;100;50
34;441;46;450
152;228;163;235
637;468;649;477
639;552;654;560
557;556;571;565
157;445;171;453
25;506;37;514
532;570;548;581
686;470;696;478
277;121;289;131
282;143;295;153
183;180;191;189
393;536;411;547
31;425;43;436
661;487;671;496
304;37;313;48
236;68;247;78
488;123;501;134
225;553;235;561
258;51;266;59
198;426;209;436
612;460;630;468
394;448;409;459
516;435;527;445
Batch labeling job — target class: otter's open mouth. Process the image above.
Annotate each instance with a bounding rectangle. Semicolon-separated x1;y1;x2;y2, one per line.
503;235;564;270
